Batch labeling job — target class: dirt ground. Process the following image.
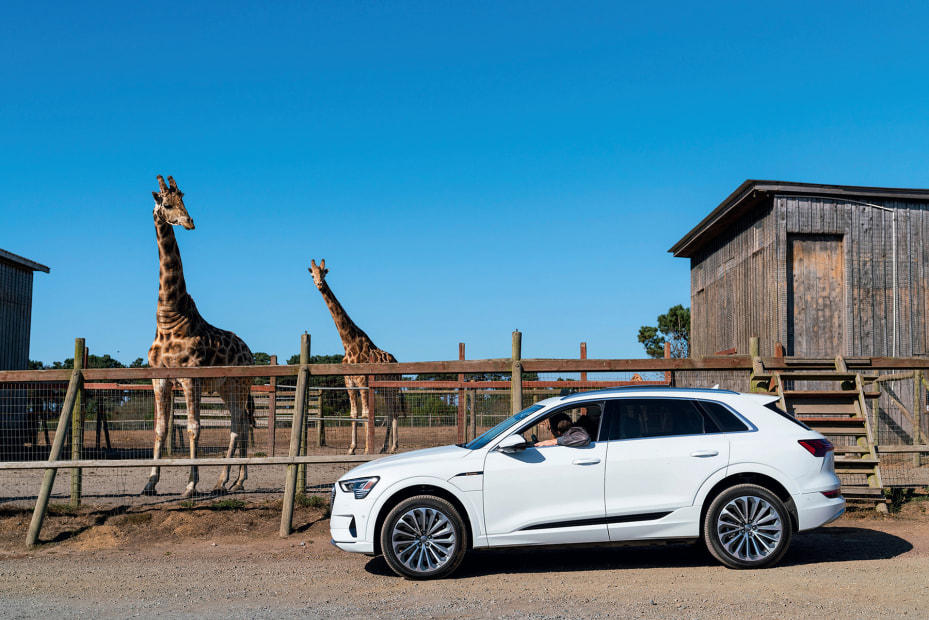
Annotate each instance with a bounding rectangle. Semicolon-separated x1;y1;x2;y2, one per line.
1;470;929;619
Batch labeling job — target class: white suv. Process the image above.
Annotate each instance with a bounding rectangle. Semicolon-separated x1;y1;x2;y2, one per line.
330;387;845;579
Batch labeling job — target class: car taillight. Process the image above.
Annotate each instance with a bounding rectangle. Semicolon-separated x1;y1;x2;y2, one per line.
821;489;842;499
798;438;834;457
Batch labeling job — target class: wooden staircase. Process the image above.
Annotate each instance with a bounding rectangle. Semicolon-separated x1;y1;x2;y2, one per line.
753;356;886;507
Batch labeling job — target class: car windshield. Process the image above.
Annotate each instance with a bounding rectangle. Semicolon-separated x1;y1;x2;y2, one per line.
463;404;545;450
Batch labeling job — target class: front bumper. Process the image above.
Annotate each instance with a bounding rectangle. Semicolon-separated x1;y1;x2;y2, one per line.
331;538;376;554
330;493;377;555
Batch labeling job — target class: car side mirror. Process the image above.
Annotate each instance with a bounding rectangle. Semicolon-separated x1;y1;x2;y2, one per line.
496;434;529;454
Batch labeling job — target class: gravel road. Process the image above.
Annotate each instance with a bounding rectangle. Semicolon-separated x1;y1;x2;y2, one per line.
2;493;928;619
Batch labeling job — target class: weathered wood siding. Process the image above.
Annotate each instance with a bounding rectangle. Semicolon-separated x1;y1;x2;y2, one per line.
690;194;929;359
0;260;36;370
776;195;929;357
689;203;778;357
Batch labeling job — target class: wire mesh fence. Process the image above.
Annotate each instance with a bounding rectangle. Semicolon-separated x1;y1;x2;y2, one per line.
867;370;929;486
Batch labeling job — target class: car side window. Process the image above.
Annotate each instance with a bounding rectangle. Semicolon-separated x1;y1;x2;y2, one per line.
518;402;603;442
697;400;750;432
604;398;712;441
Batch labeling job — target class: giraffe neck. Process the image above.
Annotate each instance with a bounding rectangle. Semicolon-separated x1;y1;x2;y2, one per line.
316;280;374;353
154;212;197;329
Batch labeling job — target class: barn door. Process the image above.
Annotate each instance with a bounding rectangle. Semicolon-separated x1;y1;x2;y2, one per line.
787;235;845;357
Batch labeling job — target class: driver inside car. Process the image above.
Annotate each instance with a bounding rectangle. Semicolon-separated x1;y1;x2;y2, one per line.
534;412;591;447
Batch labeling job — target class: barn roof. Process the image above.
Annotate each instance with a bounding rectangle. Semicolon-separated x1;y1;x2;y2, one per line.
0;248;50;273
669;180;929;258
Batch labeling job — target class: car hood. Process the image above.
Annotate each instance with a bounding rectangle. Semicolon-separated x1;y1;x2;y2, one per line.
337;444;471;480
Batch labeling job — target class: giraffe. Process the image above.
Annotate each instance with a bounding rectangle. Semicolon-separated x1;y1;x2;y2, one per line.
308;259;404;455
143;175;255;498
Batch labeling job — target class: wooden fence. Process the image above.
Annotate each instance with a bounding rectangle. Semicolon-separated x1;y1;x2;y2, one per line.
4;333;929;545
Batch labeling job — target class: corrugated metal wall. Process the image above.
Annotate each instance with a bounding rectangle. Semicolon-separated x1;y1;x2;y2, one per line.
689;195;929;359
0;260;35;370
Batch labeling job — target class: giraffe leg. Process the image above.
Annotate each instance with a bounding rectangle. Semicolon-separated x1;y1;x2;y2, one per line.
143;379;171;495
360;384;371;455
346;378;359;456
225;381;250;493
380;413;391;454
180;379;201;499
380;388;400;454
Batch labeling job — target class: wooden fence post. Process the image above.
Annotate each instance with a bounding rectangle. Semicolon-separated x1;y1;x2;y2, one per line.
663;341;672;385
281;336;310;537
915;371;922;467
580;342;587;385
297;335;310;495
71;339;85;507
512;331;522;414
457;343;466;444
469;388;476;439
366;368;376;455
27;368;82;547
268;355;277;456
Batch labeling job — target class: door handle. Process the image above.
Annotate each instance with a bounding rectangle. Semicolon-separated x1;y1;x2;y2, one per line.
572;458;601;465
690;450;719;458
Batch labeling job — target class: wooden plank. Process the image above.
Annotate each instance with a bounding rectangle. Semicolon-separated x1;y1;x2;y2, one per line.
0;454;383;470
841;486;886;497
798;417;866;426
807;426;868;435
8;355;929;387
877;444;929;453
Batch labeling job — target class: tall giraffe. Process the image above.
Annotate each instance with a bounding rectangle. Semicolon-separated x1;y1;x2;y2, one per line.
143;175;255;497
309;259;403;454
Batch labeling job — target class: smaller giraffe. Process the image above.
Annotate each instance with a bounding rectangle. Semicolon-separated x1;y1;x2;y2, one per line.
309;259;404;454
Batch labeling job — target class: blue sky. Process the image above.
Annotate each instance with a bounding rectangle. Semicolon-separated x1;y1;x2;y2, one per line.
4;1;929;366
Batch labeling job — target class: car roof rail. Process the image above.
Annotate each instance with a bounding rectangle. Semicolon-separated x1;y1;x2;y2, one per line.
560;385;739;399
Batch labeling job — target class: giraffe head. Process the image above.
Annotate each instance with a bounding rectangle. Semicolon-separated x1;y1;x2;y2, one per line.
308;259;328;289
152;175;195;230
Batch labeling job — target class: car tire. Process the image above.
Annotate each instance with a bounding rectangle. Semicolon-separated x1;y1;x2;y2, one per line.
380;495;468;580
703;483;792;569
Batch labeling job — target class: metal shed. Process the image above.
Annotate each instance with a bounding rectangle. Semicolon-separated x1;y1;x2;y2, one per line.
670;180;929;359
0;248;49;370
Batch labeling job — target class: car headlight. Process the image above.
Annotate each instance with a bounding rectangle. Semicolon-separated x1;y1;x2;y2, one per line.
338;476;380;499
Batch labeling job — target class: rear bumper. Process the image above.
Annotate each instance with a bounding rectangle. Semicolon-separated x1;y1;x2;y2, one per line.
795;491;846;531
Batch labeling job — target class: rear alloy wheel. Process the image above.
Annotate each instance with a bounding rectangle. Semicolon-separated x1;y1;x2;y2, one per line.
380;495;468;580
704;484;792;569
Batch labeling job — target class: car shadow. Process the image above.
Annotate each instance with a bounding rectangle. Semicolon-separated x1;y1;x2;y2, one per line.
364;526;912;578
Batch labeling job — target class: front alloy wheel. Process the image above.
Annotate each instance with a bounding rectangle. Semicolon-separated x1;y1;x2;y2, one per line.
704;484;792;569
380;495;468;580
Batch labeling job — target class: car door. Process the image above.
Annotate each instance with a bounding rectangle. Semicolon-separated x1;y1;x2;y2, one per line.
482;406;609;547
602;397;730;541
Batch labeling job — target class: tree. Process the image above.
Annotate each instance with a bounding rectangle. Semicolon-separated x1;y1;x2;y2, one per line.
638;305;690;358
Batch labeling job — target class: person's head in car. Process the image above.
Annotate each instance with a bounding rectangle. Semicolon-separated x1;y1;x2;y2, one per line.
548;412;573;438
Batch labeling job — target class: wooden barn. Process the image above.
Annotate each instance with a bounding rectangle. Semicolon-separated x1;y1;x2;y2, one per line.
0;248;49;371
670;180;929;359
